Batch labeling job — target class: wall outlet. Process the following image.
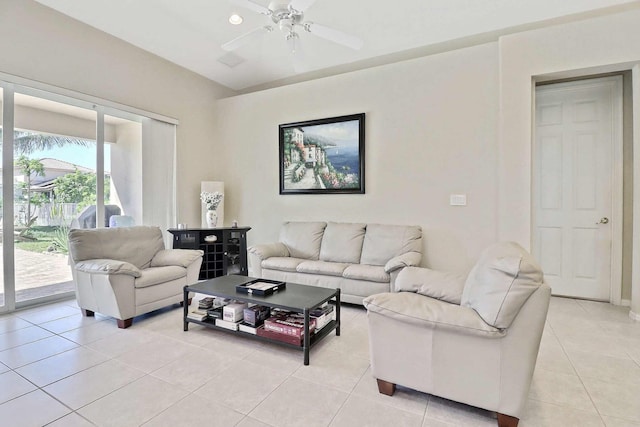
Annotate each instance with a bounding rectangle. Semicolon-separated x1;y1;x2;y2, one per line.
450;194;467;206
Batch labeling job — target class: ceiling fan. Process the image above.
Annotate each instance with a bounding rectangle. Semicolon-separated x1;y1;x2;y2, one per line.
223;0;364;56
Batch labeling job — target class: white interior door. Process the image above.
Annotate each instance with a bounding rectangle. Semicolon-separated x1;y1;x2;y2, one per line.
533;76;622;301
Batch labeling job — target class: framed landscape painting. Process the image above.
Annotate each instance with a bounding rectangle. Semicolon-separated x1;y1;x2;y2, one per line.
279;113;365;194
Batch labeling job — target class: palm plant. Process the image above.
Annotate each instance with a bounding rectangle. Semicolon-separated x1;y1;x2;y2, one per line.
15;155;45;223
0;129;92;155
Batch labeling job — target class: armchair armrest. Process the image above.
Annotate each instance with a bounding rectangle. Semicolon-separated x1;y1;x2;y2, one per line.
395;266;466;304
150;249;204;268
248;243;290;260
384;251;422;274
74;259;142;278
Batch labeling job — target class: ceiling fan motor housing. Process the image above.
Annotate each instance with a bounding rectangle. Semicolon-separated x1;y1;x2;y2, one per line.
270;2;304;32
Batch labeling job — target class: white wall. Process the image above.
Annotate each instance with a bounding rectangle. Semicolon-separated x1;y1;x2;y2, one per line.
215;43;499;271
0;0;235;227
13;105;116;142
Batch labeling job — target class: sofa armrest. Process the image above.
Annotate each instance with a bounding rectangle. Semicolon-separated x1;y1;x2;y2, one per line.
384;251;422;274
150;249;204;268
74;259;142;278
248;243;289;277
248;243;290;260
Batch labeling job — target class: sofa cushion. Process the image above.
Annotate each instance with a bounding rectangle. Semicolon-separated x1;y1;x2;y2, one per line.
319;222;366;264
363;292;504;338
395;267;466;304
343;265;390;283
297;260;350;277
134;266;186;288
461;242;544;329
262;257;306;272
279;222;327;260
360;224;422;266
69;226;165;269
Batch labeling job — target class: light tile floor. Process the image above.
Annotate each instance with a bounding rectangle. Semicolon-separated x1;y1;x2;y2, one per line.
0;297;639;427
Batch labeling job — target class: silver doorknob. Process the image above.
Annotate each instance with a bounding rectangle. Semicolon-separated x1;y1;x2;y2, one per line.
596;217;609;225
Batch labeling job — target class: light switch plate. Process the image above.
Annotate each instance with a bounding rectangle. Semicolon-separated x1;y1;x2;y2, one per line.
450;194;467;206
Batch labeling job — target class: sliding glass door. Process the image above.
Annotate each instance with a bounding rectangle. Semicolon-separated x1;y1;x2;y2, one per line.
0;83;145;313
13;92;97;304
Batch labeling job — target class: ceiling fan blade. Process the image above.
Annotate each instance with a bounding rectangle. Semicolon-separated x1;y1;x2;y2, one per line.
289;0;318;12
227;0;271;15
304;22;363;50
222;26;273;51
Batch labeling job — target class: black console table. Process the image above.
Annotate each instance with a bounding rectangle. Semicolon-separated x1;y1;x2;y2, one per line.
168;227;251;280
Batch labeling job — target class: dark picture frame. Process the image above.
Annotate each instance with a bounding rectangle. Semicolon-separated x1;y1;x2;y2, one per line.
279;113;365;194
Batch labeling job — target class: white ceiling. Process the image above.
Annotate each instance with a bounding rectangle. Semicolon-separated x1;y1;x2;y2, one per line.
35;0;640;92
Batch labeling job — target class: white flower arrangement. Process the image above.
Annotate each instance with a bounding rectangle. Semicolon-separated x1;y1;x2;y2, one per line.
200;191;223;211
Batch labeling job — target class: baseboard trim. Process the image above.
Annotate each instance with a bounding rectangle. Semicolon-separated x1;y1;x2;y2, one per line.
621;299;631;307
630;310;640;321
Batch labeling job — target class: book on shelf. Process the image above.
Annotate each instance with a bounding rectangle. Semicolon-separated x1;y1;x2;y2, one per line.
256;326;302;346
310;303;333;317
264;313;316;338
243;305;270;326
223;302;248;322
207;307;223;319
238;322;259;334
214;318;241;331
186;309;208;321
312;311;335;333
198;297;214;310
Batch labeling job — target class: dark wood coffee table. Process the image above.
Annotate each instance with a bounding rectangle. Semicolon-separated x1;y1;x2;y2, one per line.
183;275;340;365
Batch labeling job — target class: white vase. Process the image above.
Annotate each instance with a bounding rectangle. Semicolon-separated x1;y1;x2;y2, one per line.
206;210;218;228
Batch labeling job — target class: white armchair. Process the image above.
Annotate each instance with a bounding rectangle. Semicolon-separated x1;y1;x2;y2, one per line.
364;242;551;427
68;226;203;328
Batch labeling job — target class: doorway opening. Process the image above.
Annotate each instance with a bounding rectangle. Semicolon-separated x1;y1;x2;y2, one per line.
532;73;631;304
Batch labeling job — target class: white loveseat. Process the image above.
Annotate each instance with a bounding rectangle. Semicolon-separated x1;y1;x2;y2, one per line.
248;221;422;304
68;226;203;328
364;242;551;427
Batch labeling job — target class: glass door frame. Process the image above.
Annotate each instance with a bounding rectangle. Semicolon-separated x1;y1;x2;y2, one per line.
0;83;107;313
0;73;176;315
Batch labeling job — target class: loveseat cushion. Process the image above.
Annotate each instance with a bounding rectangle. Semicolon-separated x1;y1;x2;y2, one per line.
343;265;390;283
360;224;422;266
75;259;142;278
363;292;504;338
262;257;306;272
297;260;350;277
461;242;543;329
395;267;467;304
134;266;186;288
69;226;165;269
279;222;327;260
319;222;366;264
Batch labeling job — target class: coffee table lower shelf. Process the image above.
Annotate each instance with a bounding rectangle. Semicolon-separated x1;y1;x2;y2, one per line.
184;317;338;351
182;276;340;365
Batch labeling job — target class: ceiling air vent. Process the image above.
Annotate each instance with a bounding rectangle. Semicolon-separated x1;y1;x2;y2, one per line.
217;52;245;68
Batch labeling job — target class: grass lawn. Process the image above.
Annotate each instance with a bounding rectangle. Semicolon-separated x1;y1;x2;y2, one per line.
15;226;66;253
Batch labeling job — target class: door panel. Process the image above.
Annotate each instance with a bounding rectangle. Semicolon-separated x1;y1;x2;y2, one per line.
534;77;621;301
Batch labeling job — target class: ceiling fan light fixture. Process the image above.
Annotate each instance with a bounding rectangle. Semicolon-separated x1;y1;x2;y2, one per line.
286;31;299;53
229;14;244;25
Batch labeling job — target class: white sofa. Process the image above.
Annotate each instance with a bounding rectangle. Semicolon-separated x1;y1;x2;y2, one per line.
364;242;551;427
248;221;422;304
68;226;203;328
